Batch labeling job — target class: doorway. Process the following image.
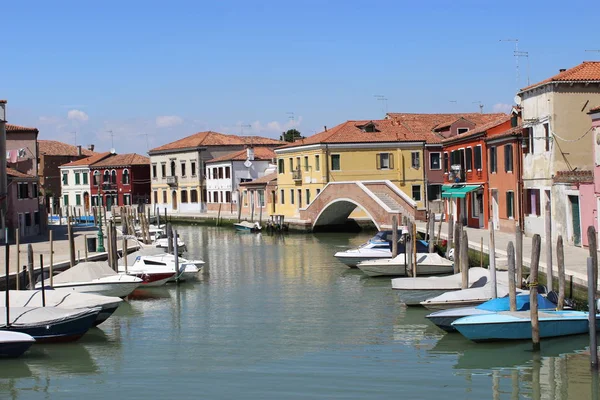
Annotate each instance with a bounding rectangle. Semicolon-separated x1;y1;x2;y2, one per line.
491;190;499;230
172;190;178;210
568;195;581;246
83;192;90;212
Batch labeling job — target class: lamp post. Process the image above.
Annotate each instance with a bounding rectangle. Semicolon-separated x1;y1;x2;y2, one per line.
96;178;105;252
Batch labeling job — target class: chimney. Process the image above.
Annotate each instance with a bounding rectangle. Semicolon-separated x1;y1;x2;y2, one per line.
247;147;254;161
324;126;327;132
77;145;82;156
559;68;566;73
87;144;95;152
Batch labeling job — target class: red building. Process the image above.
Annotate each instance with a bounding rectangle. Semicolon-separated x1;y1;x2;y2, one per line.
89;153;151;210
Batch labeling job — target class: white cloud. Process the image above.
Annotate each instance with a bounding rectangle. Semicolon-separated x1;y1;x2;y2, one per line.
492;103;512;114
156;115;183;128
67;109;89;122
38;116;61;125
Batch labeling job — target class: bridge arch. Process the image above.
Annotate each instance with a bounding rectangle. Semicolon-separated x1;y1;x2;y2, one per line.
312;198;381;230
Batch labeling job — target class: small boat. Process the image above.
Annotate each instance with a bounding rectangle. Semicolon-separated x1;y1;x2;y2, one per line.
357;253;454;277
154;237;187;254
38;261;142;298
0;331;35;358
124;247;205;270
426;294;557;332
1;290;123;327
334;230;431;267
420;282;527;310
391;267;493;306
0;306;101;343
120;253;200;282
233;221;261;232
118;258;177;287
452;309;596;342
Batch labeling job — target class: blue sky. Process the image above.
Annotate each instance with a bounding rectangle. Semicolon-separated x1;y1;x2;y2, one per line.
2;0;599;153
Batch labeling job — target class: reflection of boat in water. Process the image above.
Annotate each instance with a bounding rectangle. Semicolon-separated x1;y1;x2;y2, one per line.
429;333;590;370
392;307;445;344
15;341;100;377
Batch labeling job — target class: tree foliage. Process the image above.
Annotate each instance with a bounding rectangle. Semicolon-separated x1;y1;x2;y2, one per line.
280;129;303;143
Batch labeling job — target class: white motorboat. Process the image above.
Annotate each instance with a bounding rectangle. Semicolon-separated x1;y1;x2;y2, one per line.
38;262;142;298
154;237;187;254
1;290;123;326
0;331;35;358
420;281;527;310
357;253;454;277
119;253;201;282
391;267;494;306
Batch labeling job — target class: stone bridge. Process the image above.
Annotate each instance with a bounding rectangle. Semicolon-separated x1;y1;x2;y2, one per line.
299;180;420;230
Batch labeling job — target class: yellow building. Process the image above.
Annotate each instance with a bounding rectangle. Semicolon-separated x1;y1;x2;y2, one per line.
274;120;428;219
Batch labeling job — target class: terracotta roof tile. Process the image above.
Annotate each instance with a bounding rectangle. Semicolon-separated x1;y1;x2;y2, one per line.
149;131;284;153
6;123;38;133
59;152;112;168
441;115;512;143
590;105;600;113
6;168;35;179
207;147;276;164
38;140;95;156
91;153;150;168
521;62;600;92
239;172;277;186
553;170;593;184
484;125;525;142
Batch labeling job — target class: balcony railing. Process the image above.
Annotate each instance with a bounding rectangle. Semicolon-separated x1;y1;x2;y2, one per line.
292;169;302;182
167;176;178;186
101;183;118;191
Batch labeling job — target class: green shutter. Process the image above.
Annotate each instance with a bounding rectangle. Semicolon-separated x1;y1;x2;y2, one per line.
83;173;88;185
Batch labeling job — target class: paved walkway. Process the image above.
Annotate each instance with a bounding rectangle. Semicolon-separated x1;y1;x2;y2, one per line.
416;221;595;290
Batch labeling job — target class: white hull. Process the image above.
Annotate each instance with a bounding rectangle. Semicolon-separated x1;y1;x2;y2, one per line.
394;289;457;306
358;263;453;277
334;253;391;267
51;281;141;298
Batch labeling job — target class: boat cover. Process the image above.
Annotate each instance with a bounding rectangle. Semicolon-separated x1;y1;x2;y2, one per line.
421;282;527;306
476;294;556;312
0;306;100;328
51;262;118;284
0;290;122;310
392;267;490;290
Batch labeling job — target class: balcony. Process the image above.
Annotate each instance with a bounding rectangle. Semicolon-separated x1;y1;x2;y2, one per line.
292;168;302;182
167;176;178;187
101;183;118;192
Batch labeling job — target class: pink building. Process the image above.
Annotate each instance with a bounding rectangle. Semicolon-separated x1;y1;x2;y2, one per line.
6;168;42;237
584;105;600;246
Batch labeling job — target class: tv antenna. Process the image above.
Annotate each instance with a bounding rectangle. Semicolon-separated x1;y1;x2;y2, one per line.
286;112;295;122
472;101;484;114
106;130;115;149
138;133;150;151
240;124;251;136
514;50;530;85
374;94;388;114
71;131;77;146
500;39;520;87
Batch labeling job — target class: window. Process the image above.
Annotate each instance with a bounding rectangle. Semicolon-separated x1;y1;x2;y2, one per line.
316;188;321;196
489;146;497;173
289;158;293;173
82;172;88;185
427;184;442;201
17;183;29;199
213;191;218;203
296;157;301;171
32;183;38;197
191;161;196;176
181;190;188;203
225;167;231;179
506;191;514;219
122;169;130;184
111;170;117;184
315;155;320;171
504;144;513;172
226;191;231;203
63;194;69;206
75;194;81;206
258;190;265;207
62;173;68;185
278;159;285;174
124;194;131;205
161;163;166;177
243;191;248;206
523;127;532;154
544;123;550;152
304;156;309;172
280;189;285;204
218;167;224;179
93;171;100;186
306;189;311;205
103;170;110;183
457;128;469;135
181;162;186;177
290;189;295;205
429;152;441;170
25;213;31;227
411;152;420;169
377;153;393;169
474;146;482;170
411;185;421;201
152;164;157;178
34;211;40;226
526;188;541;216
331;154;341;171
170;161;176;176
465;148;473;171
191;190;198;203
153;191;158;204
472;192;480;217
162;190;167;203
75;172;80;185
443;152;449;173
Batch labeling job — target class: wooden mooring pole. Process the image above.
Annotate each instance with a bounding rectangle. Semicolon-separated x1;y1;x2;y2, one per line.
428;216;435;253
530;234;542;351
588;226;598;295
588;256;598;370
545;201;553;293
412;222;417;278
15;229;20;290
507;241;517;311
516;223;523;288
460;230;469;289
446;214;454;259
489;219;497;299
391;215;398;258
453;222;461;274
67;220;75;268
27;244;34;290
49;230;54;287
557;236;565;310
39;254;46;306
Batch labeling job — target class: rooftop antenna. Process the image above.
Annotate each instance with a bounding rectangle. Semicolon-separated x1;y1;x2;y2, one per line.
240;123;252;147
106;130;114;149
138;133;150;151
472;101;484;114
374;94;388;114
514;50;530;86
71;131;77;146
500;38;520;88
287;112;295;123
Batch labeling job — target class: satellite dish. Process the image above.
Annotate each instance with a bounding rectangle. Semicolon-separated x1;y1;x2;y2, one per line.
514;95;522;105
244;160;252;168
110;148;116;154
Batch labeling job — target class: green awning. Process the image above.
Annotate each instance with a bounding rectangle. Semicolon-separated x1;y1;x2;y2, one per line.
441;185;481;199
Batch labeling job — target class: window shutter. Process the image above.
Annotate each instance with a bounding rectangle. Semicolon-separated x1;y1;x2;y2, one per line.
504;146;509;172
526;189;532;214
416;153;420;169
376;153;381;169
535;191;541;216
389;153;394;169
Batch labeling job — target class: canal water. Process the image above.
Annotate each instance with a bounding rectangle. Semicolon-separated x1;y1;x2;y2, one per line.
1;225;599;399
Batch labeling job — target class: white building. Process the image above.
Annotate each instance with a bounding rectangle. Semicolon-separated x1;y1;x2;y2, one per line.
205;147;276;212
59;152;111;215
